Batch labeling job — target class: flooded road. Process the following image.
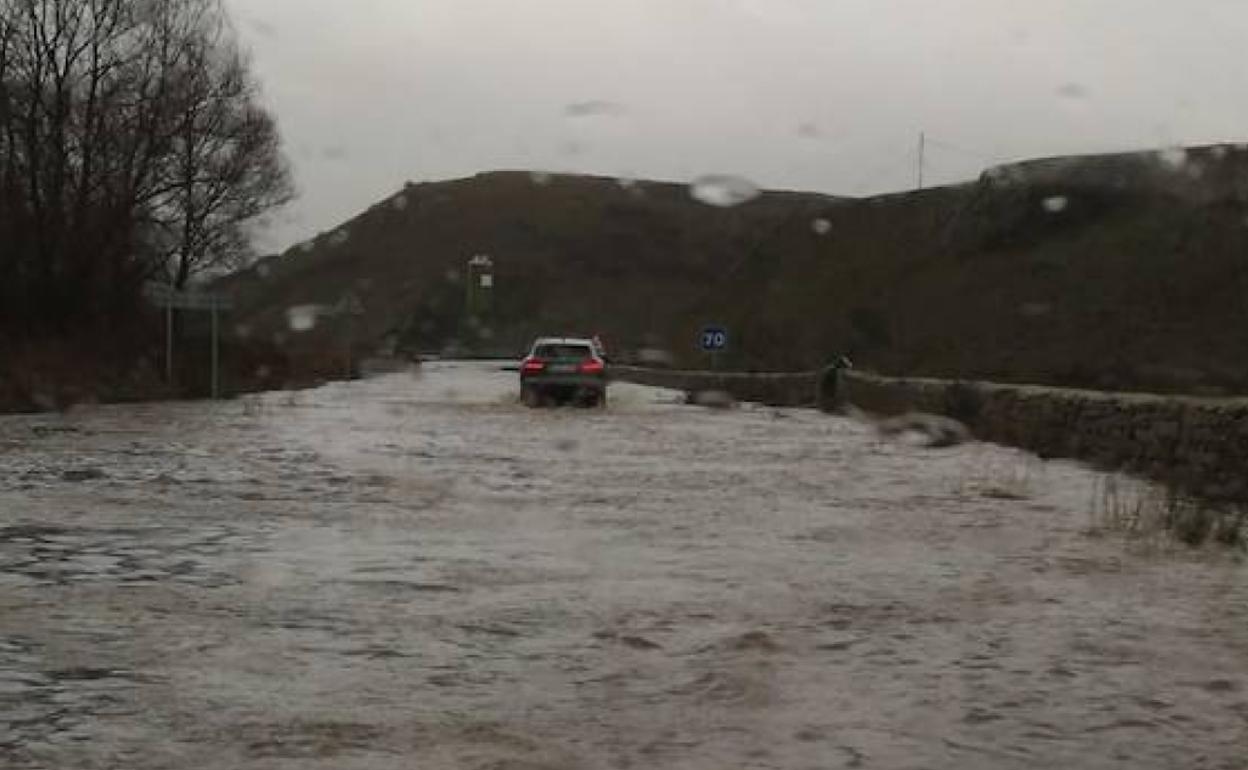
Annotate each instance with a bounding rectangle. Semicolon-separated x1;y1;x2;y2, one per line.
1;361;1245;769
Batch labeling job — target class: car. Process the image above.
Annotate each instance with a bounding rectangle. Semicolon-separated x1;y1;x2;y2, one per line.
519;337;608;407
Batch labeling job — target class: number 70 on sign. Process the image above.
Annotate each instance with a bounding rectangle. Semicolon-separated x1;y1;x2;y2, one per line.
699;325;728;352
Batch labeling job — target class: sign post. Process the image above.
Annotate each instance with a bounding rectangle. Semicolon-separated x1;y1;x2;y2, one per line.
211;302;220;399
338;292;365;379
466;255;494;316
165;297;174;383
144;283;235;400
698;324;729;370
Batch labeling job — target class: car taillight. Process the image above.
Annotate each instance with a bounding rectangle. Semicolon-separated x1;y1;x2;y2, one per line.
521;358;545;374
579;359;605;375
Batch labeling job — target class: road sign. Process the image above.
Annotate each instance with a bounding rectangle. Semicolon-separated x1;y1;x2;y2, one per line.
142;282;234;399
698;325;729;352
142;282;234;310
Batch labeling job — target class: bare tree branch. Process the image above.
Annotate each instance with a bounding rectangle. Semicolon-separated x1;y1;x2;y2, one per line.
0;0;292;331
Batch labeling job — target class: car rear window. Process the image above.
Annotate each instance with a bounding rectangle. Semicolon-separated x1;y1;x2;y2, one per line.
535;344;595;359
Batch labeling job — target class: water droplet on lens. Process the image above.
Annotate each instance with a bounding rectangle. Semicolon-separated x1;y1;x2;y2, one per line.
287;306;319;332
617;176;645;197
690;174;760;207
1057;82;1088;100
248;18;278;38
1042;196;1069;213
985;164;1024;186
564;100;625;118
812;218;832;235
392;195;409;211
1158;146;1188;170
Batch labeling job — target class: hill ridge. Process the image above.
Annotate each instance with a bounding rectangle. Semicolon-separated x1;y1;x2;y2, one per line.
223;142;1248;394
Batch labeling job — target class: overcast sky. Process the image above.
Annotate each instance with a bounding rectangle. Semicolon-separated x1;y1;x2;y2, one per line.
223;0;1248;252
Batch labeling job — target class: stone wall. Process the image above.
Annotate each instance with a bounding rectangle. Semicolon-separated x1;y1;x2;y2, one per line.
839;370;1248;500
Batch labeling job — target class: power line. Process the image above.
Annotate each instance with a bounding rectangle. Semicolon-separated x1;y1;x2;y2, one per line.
914;132;1004;191
853;133;998;197
924;135;999;162
854;144;919;195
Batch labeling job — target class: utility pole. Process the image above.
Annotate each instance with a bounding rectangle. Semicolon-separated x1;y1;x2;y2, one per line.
210;300;220;399
339;292;364;379
917;131;926;190
165;297;174;383
465;254;494;316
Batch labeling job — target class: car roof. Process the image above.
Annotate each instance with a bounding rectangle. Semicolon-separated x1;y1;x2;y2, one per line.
532;337;594;346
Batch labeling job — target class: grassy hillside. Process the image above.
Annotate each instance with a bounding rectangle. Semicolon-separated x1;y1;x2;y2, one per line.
695;145;1248;393
222;146;1248;395
220;171;834;360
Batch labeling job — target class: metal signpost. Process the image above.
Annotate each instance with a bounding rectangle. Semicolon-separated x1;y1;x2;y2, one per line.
466;255;494;316
143;283;235;399
336;292;366;378
698;324;729;369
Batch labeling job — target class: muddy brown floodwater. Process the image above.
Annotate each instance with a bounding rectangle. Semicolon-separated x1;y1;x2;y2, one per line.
1;362;1245;769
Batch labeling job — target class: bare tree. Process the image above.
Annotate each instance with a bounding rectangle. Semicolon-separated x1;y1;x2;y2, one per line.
146;0;292;288
0;0;291;333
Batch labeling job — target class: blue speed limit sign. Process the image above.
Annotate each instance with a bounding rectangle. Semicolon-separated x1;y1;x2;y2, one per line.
699;325;729;352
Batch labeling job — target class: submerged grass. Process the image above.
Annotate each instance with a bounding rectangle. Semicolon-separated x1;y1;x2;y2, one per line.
1090;474;1246;550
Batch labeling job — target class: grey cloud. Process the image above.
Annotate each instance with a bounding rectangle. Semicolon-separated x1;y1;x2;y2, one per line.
225;0;1248;254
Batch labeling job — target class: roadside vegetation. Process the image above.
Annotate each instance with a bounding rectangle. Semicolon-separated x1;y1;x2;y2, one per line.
0;0;290;409
1089;474;1246;550
948;454;1245;551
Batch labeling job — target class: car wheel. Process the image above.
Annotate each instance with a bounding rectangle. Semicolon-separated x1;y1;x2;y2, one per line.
521;386;541;408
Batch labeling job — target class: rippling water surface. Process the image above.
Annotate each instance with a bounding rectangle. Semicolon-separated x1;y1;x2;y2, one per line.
1;362;1245;769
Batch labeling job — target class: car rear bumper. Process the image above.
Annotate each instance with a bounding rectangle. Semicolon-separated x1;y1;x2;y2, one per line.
522;375;606;390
